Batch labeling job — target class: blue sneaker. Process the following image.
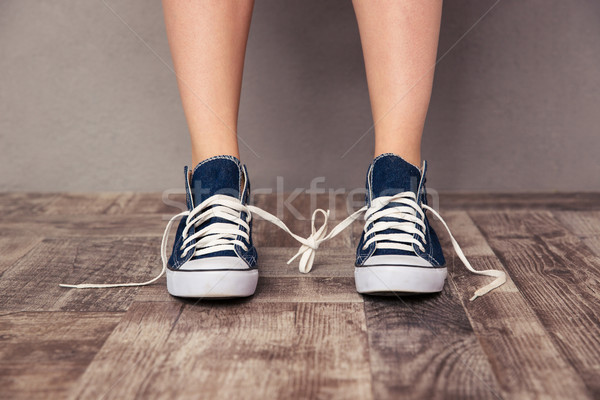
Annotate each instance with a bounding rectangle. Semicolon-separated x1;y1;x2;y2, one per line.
355;153;447;294
165;155;258;298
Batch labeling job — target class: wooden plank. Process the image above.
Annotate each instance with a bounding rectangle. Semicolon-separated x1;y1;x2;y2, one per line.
439;193;600;211
554;211;600;258
0;236;41;275
0;311;121;400
364;284;502;400
437;211;591;399
554;211;600;237
38;193;128;215
0;192;58;218
38;192;187;216
121;192;187;215
470;210;600;396
71;301;372;399
143;302;372;399
67;302;183;399
583;237;600;258
0;214;167;237
0;237;161;312
0;192;182;216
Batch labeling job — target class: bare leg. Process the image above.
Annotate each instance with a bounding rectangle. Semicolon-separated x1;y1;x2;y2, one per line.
162;0;255;165
352;0;442;167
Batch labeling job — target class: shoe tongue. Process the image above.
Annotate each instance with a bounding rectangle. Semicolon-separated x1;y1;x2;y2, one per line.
370;154;422;199
191;157;242;206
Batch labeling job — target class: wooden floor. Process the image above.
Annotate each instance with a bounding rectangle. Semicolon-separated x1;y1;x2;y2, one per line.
1;192;600;400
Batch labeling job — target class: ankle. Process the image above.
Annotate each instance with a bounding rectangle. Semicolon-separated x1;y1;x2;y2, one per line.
374;135;422;168
192;149;240;167
374;150;421;169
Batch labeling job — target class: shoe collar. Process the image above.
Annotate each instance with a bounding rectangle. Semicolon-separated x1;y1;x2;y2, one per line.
183;155;249;210
366;153;428;207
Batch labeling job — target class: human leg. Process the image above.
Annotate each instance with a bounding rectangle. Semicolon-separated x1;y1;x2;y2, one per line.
162;0;255;165
352;0;442;167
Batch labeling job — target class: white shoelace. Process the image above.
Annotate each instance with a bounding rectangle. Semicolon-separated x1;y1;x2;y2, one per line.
60;193;506;300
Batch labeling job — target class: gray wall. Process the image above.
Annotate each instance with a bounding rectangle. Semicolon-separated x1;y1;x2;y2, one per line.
1;0;599;193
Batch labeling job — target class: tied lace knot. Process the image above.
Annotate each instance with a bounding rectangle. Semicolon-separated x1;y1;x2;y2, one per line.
248;206;363;274
286;209;330;274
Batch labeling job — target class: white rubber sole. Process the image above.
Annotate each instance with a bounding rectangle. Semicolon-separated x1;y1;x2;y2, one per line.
355;265;447;295
166;268;258;298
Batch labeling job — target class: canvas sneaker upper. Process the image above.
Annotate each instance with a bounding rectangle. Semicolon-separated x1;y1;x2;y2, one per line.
356;153;445;268
167;155;257;272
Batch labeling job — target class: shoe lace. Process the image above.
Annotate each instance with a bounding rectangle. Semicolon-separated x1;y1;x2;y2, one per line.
60;193;506;300
179;195;251;258
362;191;428;253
